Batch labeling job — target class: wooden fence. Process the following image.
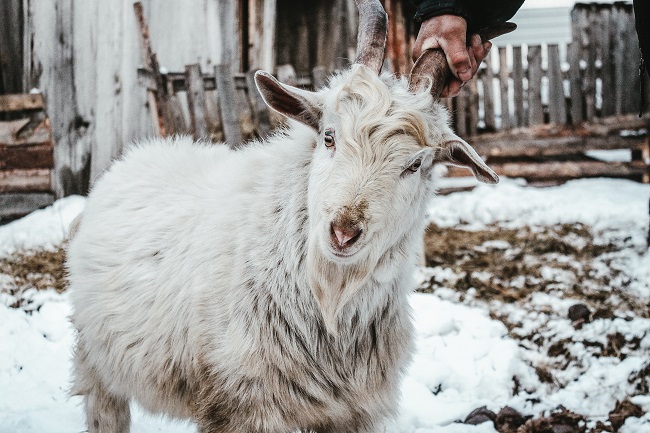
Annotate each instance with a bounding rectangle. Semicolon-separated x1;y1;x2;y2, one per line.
453;3;642;135
0;93;55;220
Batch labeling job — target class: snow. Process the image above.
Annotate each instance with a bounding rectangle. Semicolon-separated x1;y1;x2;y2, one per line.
1;177;649;432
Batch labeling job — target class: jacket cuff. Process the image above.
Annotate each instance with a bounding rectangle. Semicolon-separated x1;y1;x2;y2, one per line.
413;1;467;23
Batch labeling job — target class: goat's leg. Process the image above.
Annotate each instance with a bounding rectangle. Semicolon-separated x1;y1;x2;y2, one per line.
73;342;130;433
84;381;131;433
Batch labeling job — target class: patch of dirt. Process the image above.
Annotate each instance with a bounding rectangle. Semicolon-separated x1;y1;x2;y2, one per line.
421;222;647;318
0;246;67;309
421;222;650;428
464;404;646;433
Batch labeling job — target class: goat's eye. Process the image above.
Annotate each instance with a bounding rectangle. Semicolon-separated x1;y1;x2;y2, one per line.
324;129;335;148
407;159;422;173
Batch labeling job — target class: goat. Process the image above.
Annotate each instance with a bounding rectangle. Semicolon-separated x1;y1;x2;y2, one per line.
67;1;503;432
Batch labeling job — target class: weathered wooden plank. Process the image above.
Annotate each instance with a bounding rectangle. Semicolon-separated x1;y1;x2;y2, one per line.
0;0;24;95
166;79;188;135
277;64;298;86
245;70;272;139
185;64;209;140
547;44;566;125
235;84;256;141
0;94;44;112
312;66;329;89
621;4;639;114
583;6;597;120
249;0;277;72
511;46;525;127
0;143;53;170
0;118;51;146
133;2;164;137
0;168;51;193
527;45;544;126
215;64;243;148
498;47;510;130
469;114;650;157
204;89;223;142
567;40;584;124
0;193;55;219
472;134;647;158
598;7;615;117
468;79;479;136
481;55;496;132
455;88;468;137
486;160;647;180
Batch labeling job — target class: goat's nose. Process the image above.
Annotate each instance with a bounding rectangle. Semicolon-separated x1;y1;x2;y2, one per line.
330;222;362;248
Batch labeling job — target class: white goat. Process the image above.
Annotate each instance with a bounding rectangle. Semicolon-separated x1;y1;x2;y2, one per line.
67;2;500;432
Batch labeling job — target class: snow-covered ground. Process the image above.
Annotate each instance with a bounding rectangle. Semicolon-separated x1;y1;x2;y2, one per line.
1;177;649;432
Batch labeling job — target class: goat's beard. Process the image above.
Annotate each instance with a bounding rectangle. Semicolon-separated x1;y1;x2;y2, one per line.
306;234;378;336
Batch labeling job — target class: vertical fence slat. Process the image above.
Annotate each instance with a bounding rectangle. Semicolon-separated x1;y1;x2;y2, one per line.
582;7;597;120
498;46;510;130
468;79;479;136
568;39;583;124
186;64;209;140
512;46;525;127
527;45;544;126
312;66;328;89
548;44;566;124
455;89;468;137
612;5;626;115
215;64;243;148
622;5;639;114
599;7;615;117
482;56;496;131
166;79;188;134
245;70;272;139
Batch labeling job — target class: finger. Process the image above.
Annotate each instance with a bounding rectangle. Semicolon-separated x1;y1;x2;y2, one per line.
470;34;486;63
468;47;478;77
441;78;464;98
439;36;472;82
471;38;492;66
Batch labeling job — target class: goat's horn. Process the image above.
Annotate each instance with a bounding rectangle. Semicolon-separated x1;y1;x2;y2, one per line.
408;22;517;97
354;0;388;74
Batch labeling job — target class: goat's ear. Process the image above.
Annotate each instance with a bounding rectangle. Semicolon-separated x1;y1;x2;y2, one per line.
436;133;499;184
254;71;322;131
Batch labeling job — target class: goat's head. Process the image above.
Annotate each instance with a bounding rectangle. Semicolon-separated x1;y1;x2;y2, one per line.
254;0;498;329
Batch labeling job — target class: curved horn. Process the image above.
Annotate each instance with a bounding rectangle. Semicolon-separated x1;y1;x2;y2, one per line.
408;22;518;97
354;0;388;74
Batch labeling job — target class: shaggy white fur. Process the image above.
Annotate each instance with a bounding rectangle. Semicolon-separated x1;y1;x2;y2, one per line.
67;65;497;433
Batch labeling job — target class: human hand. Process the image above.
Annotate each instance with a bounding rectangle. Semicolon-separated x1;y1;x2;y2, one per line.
412;14;491;97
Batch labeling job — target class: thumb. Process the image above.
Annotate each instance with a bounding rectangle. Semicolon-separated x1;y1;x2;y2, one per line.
440;36;472;82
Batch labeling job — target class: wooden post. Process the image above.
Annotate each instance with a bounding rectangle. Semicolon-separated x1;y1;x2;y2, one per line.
547;44;566;125
582;6;596;120
215;64;243;148
598;7;615;117
455;89;468;137
498;46;510;131
468;79;479;136
512;46;525;127
481;54;496;132
186;64;209;140
0;0;24;94
245;70;272;139
312;66;328;89
527;45;544;126
568;41;583;124
133;2;165;137
249;0;277;72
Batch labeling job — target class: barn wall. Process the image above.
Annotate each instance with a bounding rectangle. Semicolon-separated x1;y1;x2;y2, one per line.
24;0;237;197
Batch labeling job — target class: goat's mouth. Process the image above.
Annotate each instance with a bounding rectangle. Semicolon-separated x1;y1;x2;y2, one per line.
325;222;364;258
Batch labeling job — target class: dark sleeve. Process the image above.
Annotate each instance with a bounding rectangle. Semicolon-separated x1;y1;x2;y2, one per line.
411;0;525;34
634;0;650;74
